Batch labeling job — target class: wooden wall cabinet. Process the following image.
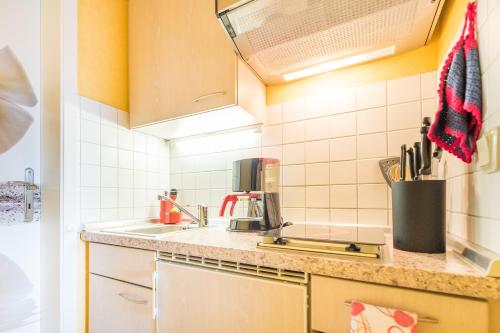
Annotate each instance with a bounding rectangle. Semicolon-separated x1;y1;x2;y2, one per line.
128;0;265;138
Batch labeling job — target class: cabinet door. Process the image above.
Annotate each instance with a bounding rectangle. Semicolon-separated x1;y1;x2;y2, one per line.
311;275;488;333
157;262;307;333
129;0;236;127
89;274;155;333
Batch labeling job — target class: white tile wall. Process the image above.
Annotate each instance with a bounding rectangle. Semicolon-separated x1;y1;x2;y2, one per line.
444;1;500;254
79;97;170;223
170;71;437;240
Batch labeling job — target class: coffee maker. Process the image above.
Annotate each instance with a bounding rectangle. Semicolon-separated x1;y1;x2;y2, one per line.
220;158;282;232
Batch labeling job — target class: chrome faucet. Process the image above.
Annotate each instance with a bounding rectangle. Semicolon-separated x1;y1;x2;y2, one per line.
158;192;208;227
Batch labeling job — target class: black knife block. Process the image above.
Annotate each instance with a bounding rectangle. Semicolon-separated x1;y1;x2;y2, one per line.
391;180;446;253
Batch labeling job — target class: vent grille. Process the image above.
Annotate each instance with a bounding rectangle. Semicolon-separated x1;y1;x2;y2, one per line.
158;251;308;283
219;0;443;83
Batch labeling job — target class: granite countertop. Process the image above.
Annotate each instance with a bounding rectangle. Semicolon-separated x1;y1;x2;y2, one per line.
81;226;500;300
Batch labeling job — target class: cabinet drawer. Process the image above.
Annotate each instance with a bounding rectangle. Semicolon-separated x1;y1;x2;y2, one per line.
90;274;154;333
89;243;155;287
311;275;488;333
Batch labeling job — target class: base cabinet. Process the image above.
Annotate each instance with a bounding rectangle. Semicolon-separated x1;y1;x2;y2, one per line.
89;274;155;333
156;261;308;333
311;275;489;333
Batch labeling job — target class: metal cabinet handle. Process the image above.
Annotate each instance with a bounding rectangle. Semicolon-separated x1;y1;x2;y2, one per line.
343;300;439;324
118;292;148;305
192;90;226;102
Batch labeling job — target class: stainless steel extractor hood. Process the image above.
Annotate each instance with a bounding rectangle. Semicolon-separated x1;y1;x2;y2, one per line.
216;0;445;85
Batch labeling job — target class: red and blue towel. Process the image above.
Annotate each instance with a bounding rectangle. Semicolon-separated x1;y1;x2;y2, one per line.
428;2;482;164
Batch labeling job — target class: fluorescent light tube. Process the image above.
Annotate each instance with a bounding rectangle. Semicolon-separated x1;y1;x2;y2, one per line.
282;45;397;81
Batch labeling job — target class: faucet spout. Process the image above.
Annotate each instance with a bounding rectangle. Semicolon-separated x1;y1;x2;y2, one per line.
158;194;208;227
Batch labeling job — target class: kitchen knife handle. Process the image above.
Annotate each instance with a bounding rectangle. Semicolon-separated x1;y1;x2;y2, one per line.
407;148;416;180
400;144;406;181
420;118;432;175
413;142;422;180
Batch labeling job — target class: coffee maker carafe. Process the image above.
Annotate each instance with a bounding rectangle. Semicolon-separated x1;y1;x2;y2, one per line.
220;158;282;232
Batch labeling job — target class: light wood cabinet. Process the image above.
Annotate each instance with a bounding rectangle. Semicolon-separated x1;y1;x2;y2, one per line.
89;242;155;287
311;275;489;333
89;274;155;333
129;0;264;131
156;261;308;333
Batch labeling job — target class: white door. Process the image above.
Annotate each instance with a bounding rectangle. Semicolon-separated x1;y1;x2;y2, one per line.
89;274;155;333
156;261;308;333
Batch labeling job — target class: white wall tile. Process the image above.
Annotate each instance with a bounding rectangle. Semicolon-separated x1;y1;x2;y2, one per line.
283;121;305;144
81;187;100;209
262;124;283;146
119;150;133;169
330;161;357;184
420;71;438;99
305;140;330;163
305;117;330;140
356;82;386;110
422;98;439;119
358;209;388;225
133;132;147;152
81;97;100;122
262;145;282;160
265;104;283;125
306;186;330;208
81;142;100;165
283;143;305;165
387;129;420;157
81;120;100;144
118;189;133;207
118;129;134;150
118;169;133;188
305;94;331;118
101;124;118;147
330;136;356;161
331;88;356;114
358;184;388;208
388;101;421;131
357;107;386;134
101;146;118;167
210;170;227;189
331;185;357;208
283;98;305;122
283;165;305;186
305;163;329;185
283;187;305;207
196;172;210;189
330;208;357;224
387;75;420;105
101;167;118;188
101;188;118;209
81;165;100;187
357;133;387;159
330;112;356;138
133;152;147;171
357;159;385;184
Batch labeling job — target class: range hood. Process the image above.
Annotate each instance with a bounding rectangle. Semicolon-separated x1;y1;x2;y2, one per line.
217;0;445;85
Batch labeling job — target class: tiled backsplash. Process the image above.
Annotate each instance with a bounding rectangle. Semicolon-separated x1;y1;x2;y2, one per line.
444;0;500;254
170;71;438;239
78;97;170;223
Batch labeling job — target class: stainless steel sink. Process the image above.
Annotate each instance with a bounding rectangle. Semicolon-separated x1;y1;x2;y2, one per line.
102;222;197;238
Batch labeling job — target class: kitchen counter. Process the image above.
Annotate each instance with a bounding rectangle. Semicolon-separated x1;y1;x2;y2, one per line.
81;226;500;300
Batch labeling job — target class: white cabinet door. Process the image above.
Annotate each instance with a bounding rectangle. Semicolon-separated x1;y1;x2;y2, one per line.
157;262;307;333
89;274;155;333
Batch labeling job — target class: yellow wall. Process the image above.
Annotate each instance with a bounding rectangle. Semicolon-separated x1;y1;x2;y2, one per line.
78;0;129;111
267;0;469;106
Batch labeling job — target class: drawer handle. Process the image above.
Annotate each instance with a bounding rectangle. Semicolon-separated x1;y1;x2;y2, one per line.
343;300;439;324
118;292;148;305
192;91;226;103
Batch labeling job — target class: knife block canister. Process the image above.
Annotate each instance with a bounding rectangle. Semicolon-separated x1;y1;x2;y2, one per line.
391;180;446;253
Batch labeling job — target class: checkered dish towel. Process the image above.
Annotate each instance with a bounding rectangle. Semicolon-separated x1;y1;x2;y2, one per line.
428;2;482;163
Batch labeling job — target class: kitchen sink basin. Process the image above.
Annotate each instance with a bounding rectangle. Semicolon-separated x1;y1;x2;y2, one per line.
102;222;197;238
